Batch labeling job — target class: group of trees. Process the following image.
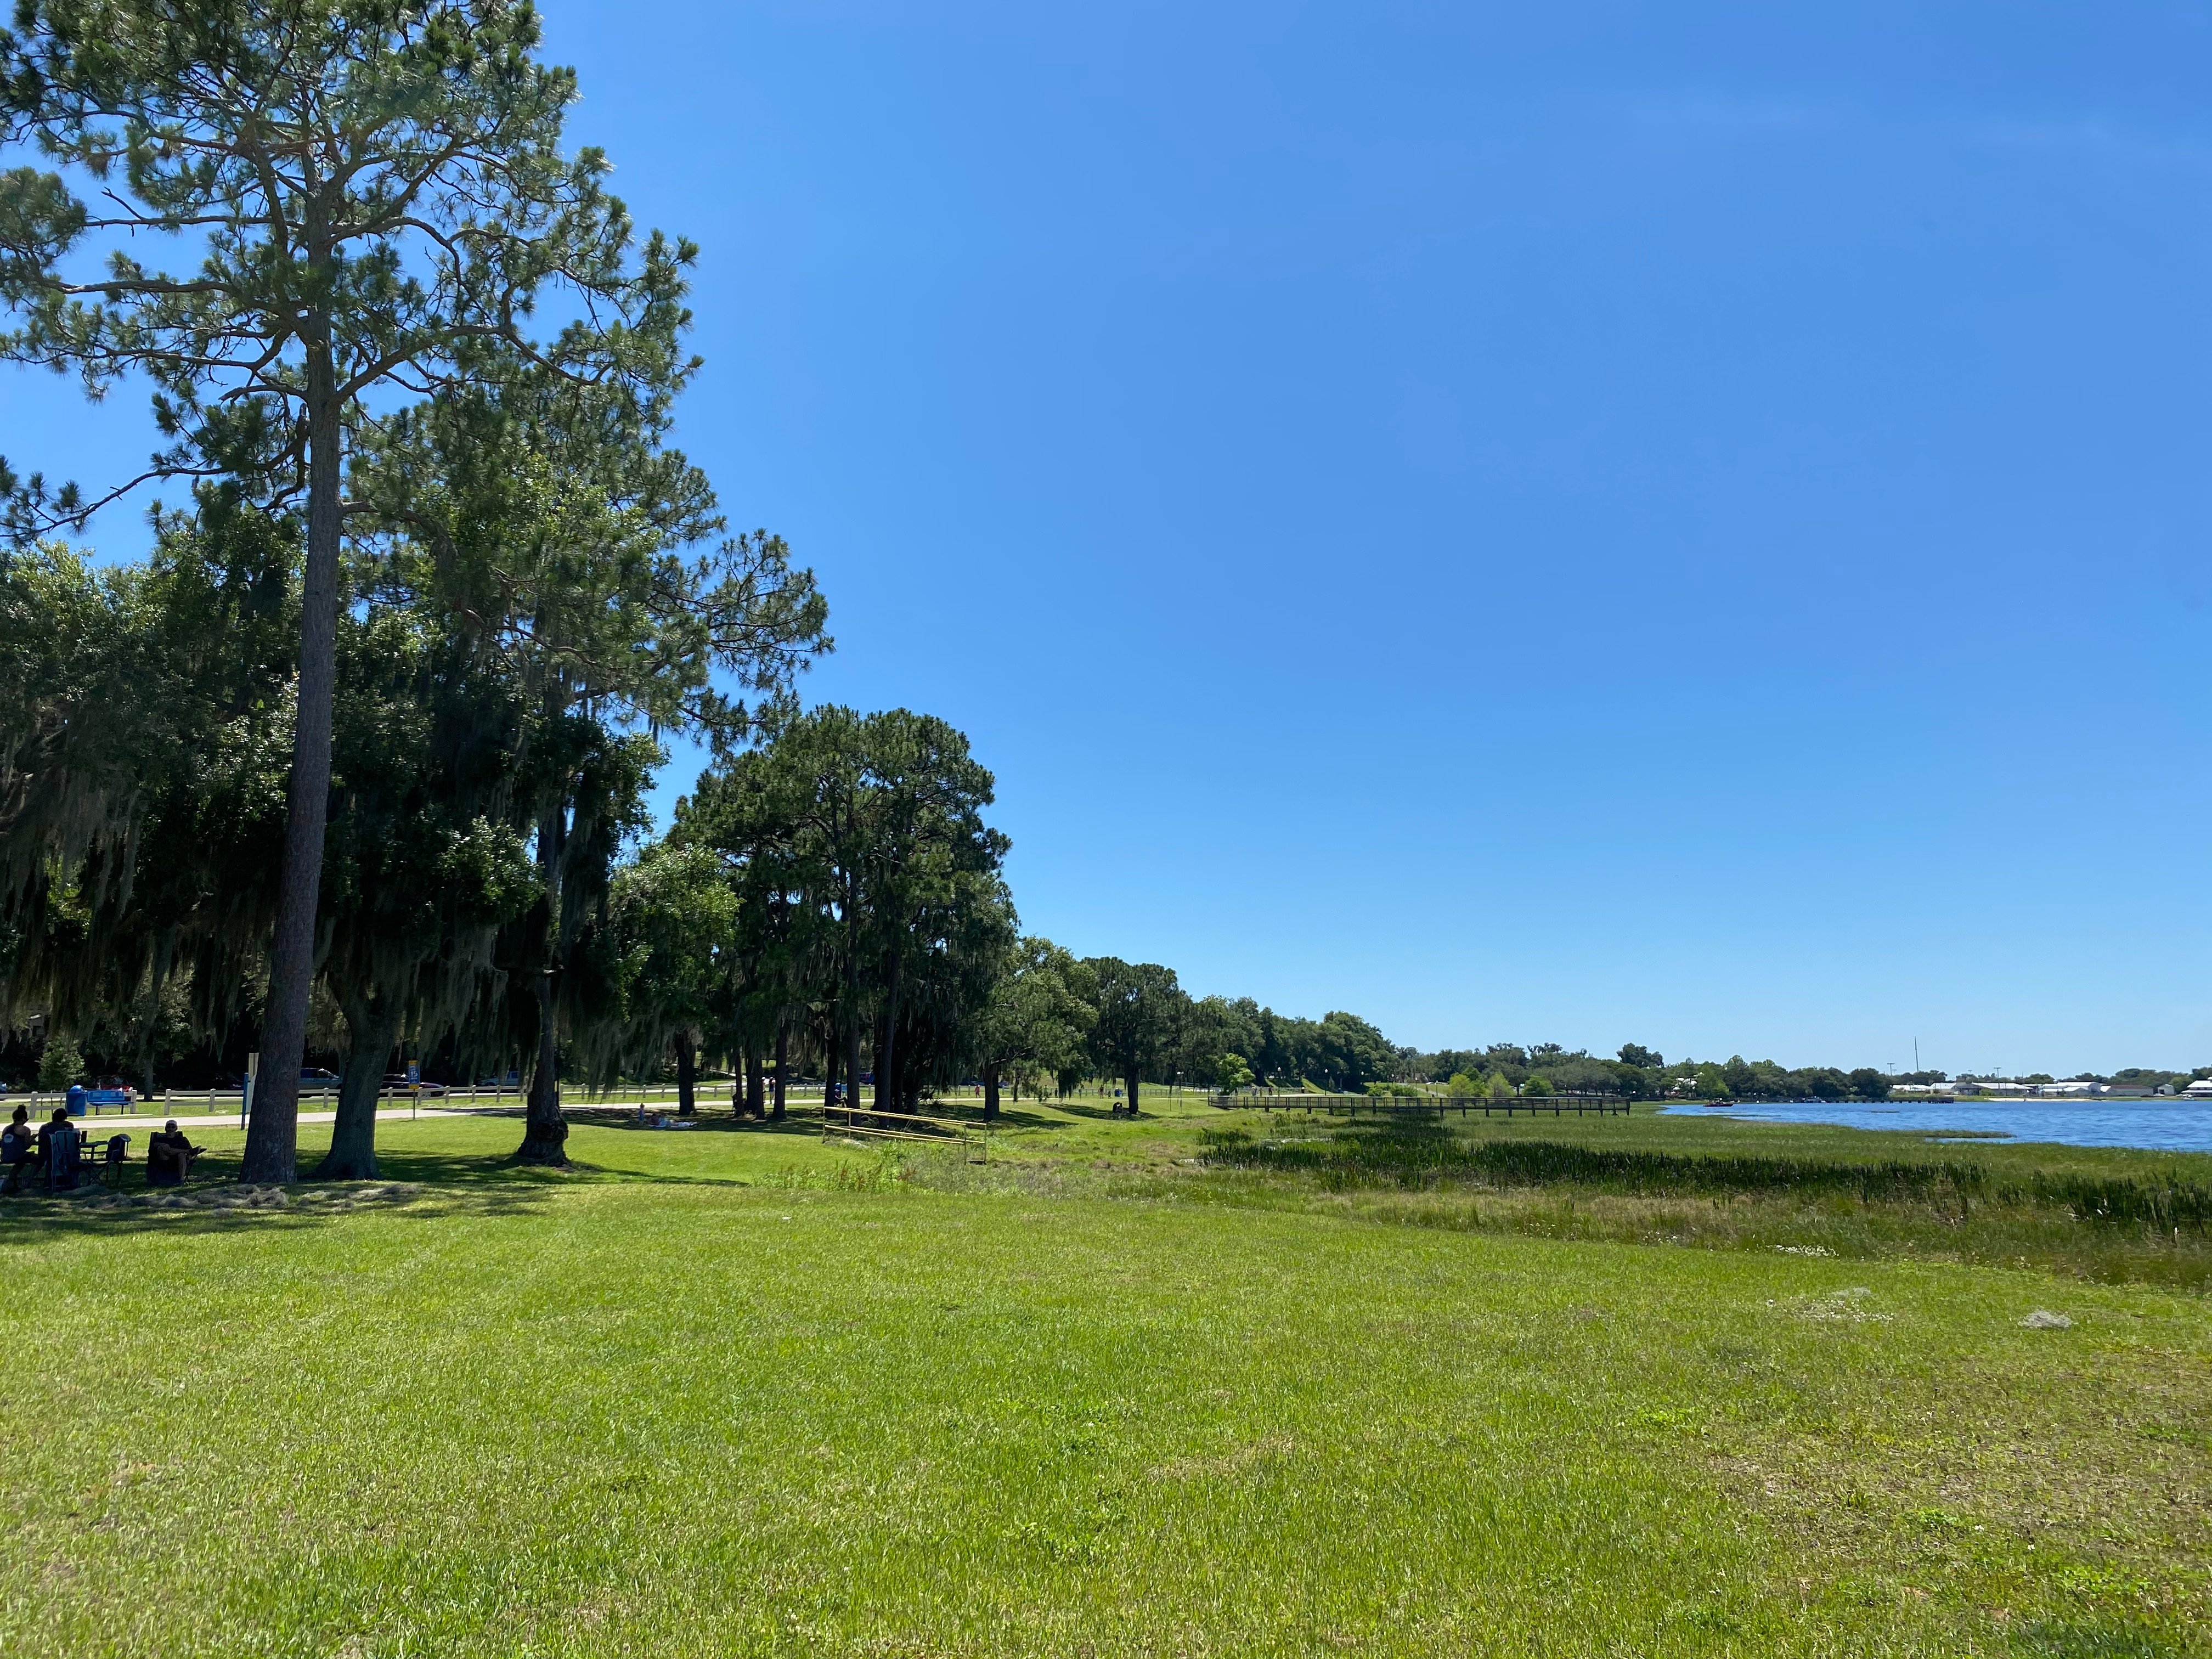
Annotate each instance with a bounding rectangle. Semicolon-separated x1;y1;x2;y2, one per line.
608;706;1030;1123
592;756;1411;1123
0;3;1421;1171
0;0;825;1177
0;3;2046;1186
1668;1056;1892;1103
0;0;1397;1172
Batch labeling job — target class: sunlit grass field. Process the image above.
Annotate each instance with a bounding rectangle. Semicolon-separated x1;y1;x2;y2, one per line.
3;1096;2207;1656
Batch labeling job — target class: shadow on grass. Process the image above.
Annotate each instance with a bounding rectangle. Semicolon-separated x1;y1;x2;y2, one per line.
0;1166;557;1243
560;1107;825;1139
0;1128;743;1243
0;1097;940;1243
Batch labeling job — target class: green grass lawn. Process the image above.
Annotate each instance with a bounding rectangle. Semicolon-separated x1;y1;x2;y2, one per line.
3;1098;2207;1656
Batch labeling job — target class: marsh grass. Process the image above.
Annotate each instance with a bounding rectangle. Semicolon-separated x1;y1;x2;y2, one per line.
1199;1120;2212;1225
1167;1121;2212;1286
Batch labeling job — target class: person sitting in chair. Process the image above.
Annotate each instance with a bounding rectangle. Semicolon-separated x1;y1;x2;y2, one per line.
0;1105;31;1195
145;1120;204;1188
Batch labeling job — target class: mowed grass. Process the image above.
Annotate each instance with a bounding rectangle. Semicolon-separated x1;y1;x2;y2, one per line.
2;1103;2208;1656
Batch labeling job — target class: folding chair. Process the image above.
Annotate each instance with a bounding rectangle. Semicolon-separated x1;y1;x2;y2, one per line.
42;1125;82;1194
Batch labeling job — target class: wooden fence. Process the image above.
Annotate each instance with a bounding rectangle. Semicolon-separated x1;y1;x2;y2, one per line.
819;1103;985;1152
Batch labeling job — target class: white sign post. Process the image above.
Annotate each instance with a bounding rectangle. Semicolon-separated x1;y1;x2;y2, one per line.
242;1051;258;1132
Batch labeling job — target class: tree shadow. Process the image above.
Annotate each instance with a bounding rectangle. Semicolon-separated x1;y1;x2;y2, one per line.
0;1129;699;1242
560;1107;825;1139
0;1170;555;1244
0;1103;922;1243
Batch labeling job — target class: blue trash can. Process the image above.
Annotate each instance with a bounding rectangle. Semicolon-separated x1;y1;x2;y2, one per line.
64;1083;87;1117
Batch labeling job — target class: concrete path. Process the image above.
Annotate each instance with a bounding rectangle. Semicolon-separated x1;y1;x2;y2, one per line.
62;1104;516;1132
52;1098;765;1133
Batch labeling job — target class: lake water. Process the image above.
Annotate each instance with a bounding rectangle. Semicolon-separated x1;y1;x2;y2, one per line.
1658;1099;2212;1154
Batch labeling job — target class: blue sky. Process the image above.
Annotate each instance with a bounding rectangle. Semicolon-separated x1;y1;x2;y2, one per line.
8;2;2211;1073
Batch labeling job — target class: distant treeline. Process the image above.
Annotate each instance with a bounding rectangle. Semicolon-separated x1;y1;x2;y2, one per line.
1366;1044;1887;1102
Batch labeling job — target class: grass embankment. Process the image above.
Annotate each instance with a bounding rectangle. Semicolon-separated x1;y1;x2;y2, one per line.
2;1098;2207;1656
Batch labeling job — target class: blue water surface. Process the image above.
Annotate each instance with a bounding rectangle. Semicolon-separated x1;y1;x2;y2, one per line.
1658;1099;2212;1155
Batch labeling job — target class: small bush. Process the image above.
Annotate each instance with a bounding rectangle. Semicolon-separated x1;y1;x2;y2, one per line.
36;1035;82;1091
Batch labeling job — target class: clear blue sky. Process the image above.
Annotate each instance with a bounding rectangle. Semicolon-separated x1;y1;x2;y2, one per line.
9;3;2210;1074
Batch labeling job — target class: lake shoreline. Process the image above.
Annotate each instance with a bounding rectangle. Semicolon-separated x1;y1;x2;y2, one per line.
1662;1098;2212;1154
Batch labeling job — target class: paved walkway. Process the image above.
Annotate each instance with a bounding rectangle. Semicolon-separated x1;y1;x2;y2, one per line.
49;1098;757;1132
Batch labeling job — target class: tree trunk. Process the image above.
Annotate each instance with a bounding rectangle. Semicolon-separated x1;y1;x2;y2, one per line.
771;1020;788;1120
744;1039;765;1118
317;994;403;1181
825;1020;841;1109
983;1062;1001;1122
515;803;569;1165
516;964;567;1162
844;963;865;1111
879;953;903;1118
139;934;167;1101
1125;1068;1141;1117
674;1031;697;1118
243;358;343;1186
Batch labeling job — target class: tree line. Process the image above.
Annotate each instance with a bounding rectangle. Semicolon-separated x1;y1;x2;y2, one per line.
0;3;1962;1186
1390;1046;1896;1103
0;0;1404;1177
